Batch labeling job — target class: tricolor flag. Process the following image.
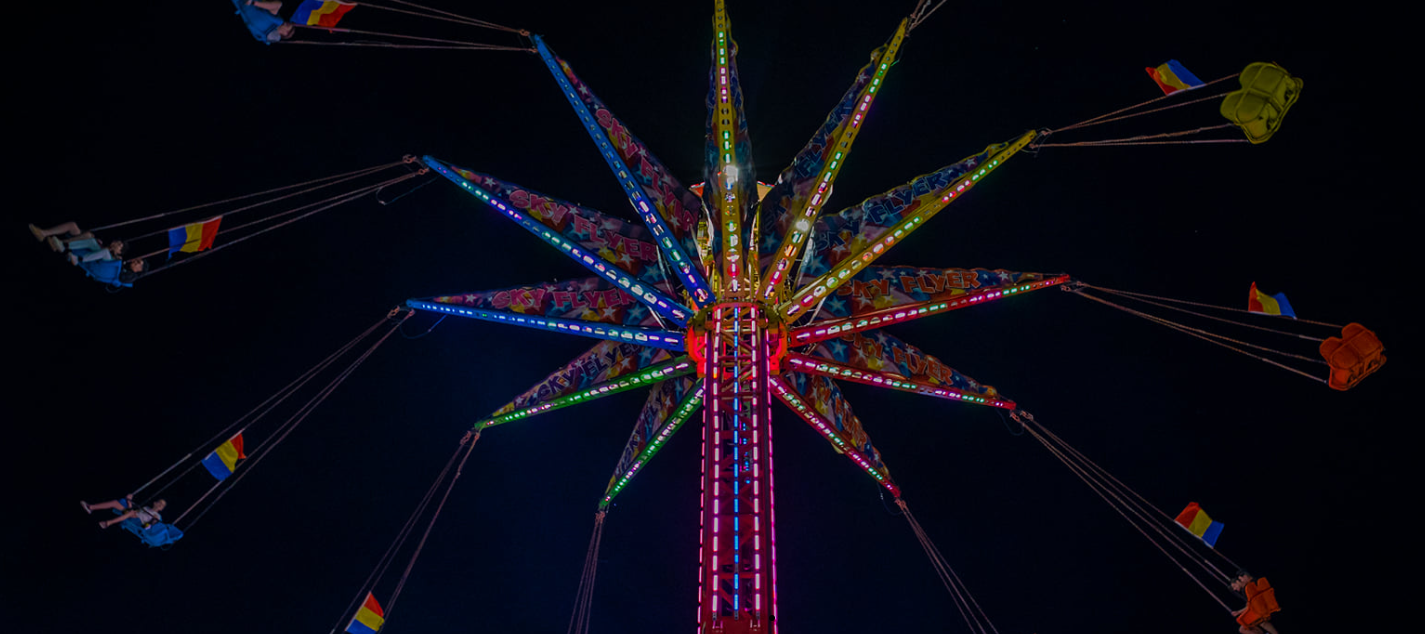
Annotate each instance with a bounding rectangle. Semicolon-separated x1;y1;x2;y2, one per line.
1174;502;1224;547
346;592;386;634
294;0;357;28
1145;59;1205;95
1247;282;1297;318
201;433;246;481
167;217;222;256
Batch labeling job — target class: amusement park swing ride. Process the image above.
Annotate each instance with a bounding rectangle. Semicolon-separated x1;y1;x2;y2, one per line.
49;1;1388;633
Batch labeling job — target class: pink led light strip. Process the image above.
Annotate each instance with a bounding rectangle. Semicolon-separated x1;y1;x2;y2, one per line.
791;275;1071;344
768;376;900;496
785;354;1015;410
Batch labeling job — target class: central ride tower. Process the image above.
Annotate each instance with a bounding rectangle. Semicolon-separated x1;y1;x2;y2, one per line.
690;2;788;631
688;301;787;633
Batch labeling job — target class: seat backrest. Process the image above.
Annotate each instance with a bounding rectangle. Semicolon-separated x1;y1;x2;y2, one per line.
1220;63;1303;144
1320;323;1386;390
1247;578;1281;615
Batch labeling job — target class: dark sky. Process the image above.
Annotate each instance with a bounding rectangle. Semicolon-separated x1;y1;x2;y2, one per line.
9;1;1405;633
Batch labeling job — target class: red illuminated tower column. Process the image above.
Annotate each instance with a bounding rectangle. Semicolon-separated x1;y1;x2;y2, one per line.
694;302;781;634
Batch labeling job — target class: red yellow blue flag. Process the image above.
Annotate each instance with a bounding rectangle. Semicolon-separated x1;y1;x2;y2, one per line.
167;217;222;256
1247;282;1296;318
1174;502;1224;547
346;592;386;634
294;1;356;28
201;433;246;481
1145;59;1205;95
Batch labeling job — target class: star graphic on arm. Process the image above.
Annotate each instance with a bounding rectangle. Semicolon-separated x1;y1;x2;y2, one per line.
761;232;779;253
852;344;871;365
804;254;828;276
612;350;636;373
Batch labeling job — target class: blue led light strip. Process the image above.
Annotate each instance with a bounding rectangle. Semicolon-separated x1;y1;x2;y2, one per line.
423;156;693;327
406;299;686;351
532;37;715;309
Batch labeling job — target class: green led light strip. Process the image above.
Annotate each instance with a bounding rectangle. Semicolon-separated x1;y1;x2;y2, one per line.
601;383;706;508
781;131;1038;319
759;19;909;300
477;358;695;429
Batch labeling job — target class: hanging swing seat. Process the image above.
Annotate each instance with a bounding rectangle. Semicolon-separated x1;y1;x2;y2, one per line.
68;240;134;288
78;258;134;288
231;0;286;44
116;517;184;548
1318;322;1385;391
111;505;184;548
1234;577;1281;628
1219;62;1302;144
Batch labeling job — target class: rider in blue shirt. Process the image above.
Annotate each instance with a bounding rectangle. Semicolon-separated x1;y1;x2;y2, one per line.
233;0;296;44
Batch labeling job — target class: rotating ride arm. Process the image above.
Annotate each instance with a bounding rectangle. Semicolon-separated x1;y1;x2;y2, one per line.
407;277;687;351
477;348;695;430
424;157;695;326
790;267;1069;345
704;0;758;296
781;131;1038;320
600;377;706;509
533;37;715;308
790;329;1014;409
769;373;899;495
757;19;909;301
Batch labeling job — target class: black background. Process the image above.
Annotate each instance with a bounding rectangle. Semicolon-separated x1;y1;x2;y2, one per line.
8;1;1407;633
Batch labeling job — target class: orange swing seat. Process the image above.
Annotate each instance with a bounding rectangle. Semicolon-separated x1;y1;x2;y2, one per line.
1318;323;1386;391
1235;577;1282;628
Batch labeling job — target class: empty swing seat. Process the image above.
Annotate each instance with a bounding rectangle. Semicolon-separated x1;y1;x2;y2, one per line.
1318;323;1386;391
1220;62;1303;144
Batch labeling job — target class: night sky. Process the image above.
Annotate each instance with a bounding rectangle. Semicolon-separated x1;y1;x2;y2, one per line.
9;1;1405;633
